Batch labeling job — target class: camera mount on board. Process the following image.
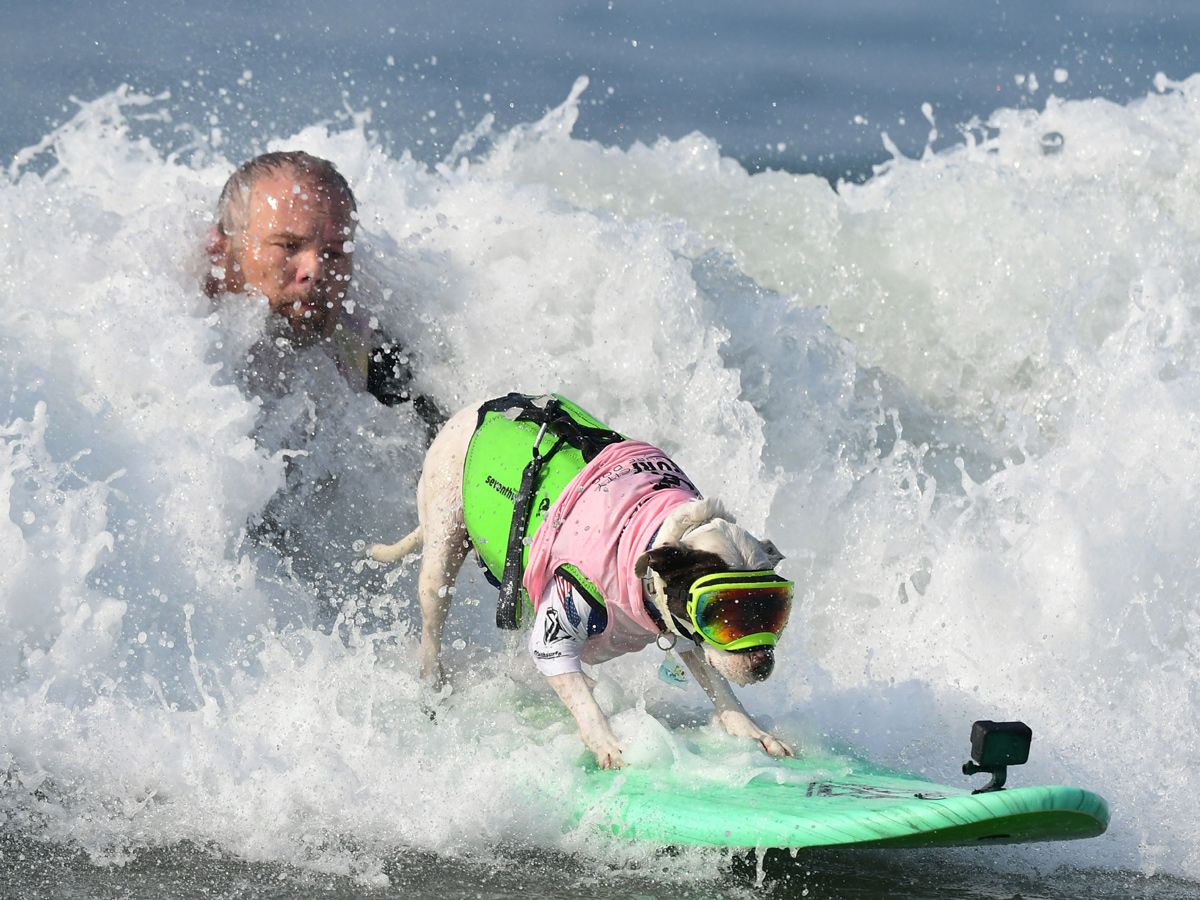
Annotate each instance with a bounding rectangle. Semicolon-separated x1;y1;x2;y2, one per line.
962;720;1032;794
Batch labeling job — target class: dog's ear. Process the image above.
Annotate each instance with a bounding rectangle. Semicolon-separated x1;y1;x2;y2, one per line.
760;539;785;568
637;544;730;619
635;544;727;584
635;545;692;579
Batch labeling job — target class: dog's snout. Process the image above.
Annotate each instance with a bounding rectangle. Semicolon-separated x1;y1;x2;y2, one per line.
744;646;775;682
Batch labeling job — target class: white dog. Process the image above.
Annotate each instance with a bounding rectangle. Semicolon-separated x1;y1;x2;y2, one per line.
371;394;795;769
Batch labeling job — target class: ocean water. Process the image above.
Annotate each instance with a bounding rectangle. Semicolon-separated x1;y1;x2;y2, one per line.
4;3;1200;899
7;0;1200;178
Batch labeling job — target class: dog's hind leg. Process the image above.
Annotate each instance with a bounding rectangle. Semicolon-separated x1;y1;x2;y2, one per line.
410;405;479;686
416;510;469;686
365;404;478;686
371;523;461;684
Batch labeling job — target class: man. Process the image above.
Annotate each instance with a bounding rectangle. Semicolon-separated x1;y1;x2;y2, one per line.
206;151;442;430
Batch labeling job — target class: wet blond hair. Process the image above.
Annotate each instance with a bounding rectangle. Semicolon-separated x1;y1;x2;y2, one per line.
216;151;357;237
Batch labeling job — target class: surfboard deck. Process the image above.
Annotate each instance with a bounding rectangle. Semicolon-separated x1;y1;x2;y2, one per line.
572;753;1109;849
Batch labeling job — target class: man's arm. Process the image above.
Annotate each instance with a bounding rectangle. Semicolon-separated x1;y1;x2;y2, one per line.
366;343;447;442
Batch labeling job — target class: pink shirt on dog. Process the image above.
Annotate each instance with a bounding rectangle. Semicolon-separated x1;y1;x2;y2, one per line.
524;440;701;666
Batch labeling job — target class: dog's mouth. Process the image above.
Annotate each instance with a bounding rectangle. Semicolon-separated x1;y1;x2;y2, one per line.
706;643;776;685
737;644;776;682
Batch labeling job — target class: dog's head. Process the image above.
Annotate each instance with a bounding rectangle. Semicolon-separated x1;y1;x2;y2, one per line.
635;499;788;686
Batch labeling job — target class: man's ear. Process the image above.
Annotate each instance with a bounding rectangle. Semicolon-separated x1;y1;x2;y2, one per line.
206;225;229;259
204;226;232;297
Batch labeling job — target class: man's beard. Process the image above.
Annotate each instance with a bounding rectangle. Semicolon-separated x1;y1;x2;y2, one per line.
275;289;340;343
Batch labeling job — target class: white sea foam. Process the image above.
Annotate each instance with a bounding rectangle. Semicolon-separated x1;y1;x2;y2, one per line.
2;77;1200;882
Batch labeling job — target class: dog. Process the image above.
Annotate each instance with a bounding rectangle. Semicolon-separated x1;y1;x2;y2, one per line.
370;394;795;769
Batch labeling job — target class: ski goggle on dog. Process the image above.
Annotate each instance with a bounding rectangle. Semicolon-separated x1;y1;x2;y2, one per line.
686;570;794;651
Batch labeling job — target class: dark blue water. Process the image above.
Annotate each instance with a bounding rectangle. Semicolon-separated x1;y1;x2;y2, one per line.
4;836;1199;900
5;0;1200;178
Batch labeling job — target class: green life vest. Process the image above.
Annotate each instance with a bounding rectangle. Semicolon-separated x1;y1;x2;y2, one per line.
462;393;626;625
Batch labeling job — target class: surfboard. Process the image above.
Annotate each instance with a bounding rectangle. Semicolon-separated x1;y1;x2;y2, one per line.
572;750;1109;849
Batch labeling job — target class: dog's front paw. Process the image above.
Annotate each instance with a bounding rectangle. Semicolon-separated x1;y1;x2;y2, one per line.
757;734;796;759
584;734;626;770
594;747;626;770
718;709;794;759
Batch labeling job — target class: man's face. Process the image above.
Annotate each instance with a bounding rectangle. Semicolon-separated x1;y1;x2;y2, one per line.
217;169;356;342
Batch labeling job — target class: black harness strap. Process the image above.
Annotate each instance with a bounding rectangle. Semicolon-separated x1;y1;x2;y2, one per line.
496;430;565;628
487;394;624;630
475;393;625;463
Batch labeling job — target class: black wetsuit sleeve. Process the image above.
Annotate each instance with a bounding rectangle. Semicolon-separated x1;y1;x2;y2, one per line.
366;343;447;442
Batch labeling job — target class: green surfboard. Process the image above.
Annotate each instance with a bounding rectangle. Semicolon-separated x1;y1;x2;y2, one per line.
573;752;1109;849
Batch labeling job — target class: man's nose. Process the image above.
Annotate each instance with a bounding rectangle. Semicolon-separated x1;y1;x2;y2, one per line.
293;247;324;284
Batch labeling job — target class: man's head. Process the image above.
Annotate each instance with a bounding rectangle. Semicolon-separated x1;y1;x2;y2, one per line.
207;152;357;343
